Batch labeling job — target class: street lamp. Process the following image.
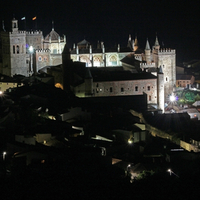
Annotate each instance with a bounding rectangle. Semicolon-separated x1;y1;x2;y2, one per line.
167;168;179;177
3;152;6;161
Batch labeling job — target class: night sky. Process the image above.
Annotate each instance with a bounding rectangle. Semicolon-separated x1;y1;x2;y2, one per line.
0;0;200;63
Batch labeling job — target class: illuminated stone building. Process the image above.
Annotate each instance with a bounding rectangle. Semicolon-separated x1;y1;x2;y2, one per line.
71;35;176;102
0;18;66;77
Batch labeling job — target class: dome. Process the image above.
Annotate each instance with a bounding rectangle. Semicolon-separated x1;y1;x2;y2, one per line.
44;29;61;42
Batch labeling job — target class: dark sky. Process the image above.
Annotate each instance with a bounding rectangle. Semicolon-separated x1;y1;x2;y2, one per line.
0;0;200;63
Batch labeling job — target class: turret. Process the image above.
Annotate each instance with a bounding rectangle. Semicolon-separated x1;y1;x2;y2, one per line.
117;44;120;52
145;39;151;64
85;67;93;97
157;65;165;113
62;44;73;91
127;34;133;50
101;42;105;54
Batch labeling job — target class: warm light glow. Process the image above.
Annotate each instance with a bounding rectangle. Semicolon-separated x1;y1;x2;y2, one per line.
128;139;133;144
3;152;6;155
55;83;63;90
0;91;2;95
168;169;171;172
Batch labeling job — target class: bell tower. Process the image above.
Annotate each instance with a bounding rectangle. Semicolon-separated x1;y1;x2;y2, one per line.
12;18;18;32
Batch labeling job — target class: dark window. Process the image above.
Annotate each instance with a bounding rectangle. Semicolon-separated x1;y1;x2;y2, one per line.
135;86;138;91
147;86;150;91
149;95;151;101
121;87;124;92
13;46;15;54
110;87;113;92
17;45;19;54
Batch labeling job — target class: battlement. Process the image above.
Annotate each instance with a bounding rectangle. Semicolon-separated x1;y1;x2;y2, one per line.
140;62;155;68
10;31;26;34
35;49;51;53
26;30;43;35
158;49;175;54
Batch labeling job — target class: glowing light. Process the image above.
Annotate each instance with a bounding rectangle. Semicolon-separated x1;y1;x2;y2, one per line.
0;91;2;95
169;95;176;102
3;151;6;161
29;46;33;53
128;139;133;144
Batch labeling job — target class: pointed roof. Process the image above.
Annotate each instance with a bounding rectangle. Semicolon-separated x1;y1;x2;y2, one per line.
127;34;133;50
145;39;151;50
134;36;139;47
158;65;163;74
77;39;90;45
155;36;160;46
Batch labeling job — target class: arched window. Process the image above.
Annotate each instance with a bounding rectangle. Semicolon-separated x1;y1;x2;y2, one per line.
149;95;151;101
109;56;117;66
93;56;101;66
13;46;15;54
17;45;19;54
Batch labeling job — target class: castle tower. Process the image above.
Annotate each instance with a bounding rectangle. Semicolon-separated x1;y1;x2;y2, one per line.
62;44;73;92
0;18;28;76
145;39;151;64
157;65;165;112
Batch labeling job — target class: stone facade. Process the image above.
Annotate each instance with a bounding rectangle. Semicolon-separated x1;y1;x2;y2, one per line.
0;18;66;77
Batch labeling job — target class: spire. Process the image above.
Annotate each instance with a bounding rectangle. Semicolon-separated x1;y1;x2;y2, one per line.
155;35;159;46
128;34;131;41
127;34;133;50
134;35;139;51
158;65;163;74
52;21;54;31
145;38;151;50
2;20;5;31
134;35;138;46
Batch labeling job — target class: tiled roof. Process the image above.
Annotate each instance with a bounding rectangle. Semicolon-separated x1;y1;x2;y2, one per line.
90;69;156;82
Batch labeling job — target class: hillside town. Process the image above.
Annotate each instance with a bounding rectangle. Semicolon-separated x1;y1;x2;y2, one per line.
1;17;200;199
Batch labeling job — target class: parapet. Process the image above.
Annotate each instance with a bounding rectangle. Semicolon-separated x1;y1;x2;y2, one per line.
35;49;51;53
140;62;156;68
158;48;176;54
26;30;43;35
9;31;26;34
